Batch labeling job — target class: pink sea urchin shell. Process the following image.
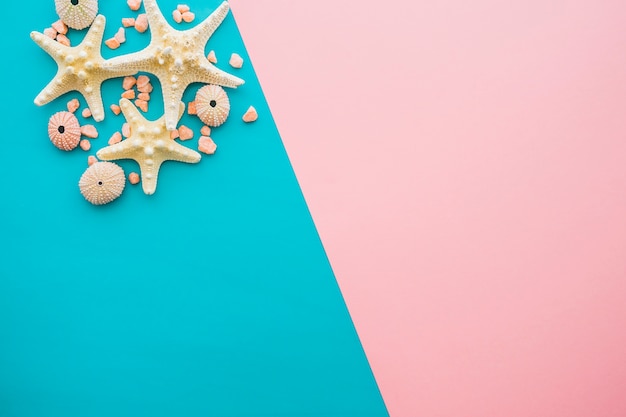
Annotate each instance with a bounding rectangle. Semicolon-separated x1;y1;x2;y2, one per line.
195;85;230;127
78;161;126;205
48;111;81;151
55;0;98;30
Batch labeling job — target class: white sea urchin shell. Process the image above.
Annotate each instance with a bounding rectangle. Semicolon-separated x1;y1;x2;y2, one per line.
55;0;98;30
78;161;126;205
195;85;230;127
48;111;81;151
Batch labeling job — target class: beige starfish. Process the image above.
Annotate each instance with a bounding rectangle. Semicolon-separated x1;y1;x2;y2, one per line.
96;99;201;195
30;15;136;122
103;0;244;130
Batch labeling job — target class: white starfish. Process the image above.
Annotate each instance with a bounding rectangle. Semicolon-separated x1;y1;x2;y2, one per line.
31;15;136;122
104;0;244;130
96;99;201;195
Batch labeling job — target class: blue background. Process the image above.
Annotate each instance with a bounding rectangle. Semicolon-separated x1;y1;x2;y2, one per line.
0;1;388;416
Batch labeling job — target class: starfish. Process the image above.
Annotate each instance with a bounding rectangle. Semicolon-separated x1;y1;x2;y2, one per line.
103;0;244;130
30;15;136;122
96;99;201;195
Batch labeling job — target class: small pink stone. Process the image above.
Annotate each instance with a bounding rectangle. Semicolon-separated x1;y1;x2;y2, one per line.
122;123;131;137
229;53;244;69
87;155;98;166
67;98;80;113
56;34;71;46
114;27;126;43
137;92;150;101
178;125;194;141
51;20;68;35
44;27;57;39
135;14;149;33
172;9;183;23
207;50;217;64
170;129;179;140
81;124;98;138
200;125;211;136
135;99;149;112
187;100;197;115
82;108;92;118
198;136;217;155
121;89;136;99
136;75;150;88
122;76;136;90
137;82;153;93
128;172;140;185
104;37;121;49
177;4;190;13
242;106;258;123
182;11;195;23
79;139;91;151
108;131;123;145
122;17;136;27
127;0;142;11
110;104;121;115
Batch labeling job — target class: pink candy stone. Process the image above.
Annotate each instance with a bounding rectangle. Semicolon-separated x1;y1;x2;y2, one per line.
122;123;131;137
87;155;98;166
207;50;217;64
135;14;149;33
172;9;183;23
81;125;98;138
128;172;140;185
51;20;68;35
79;139;91;151
114;27;126;43
177;4;190;13
122;17;136;27
169;129;179;140
104;37;121;49
122;76;137;90
187;100;197;115
127;0;142;11
108;131;123;145
44;27;57;39
182;11;195;23
242;106;258;123
82;108;92;118
137;92;150;101
67;98;80;113
121;89;136;99
56;34;70;46
135;99;149;112
178;125;194;141
200;125;211;136
229;53;244;69
110;104;122;115
198;136;217;155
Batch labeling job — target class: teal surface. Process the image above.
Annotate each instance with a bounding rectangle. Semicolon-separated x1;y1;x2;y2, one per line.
0;1;388;416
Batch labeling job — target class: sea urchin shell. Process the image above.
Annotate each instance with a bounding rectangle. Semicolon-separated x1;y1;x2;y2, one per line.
195;85;230;127
48;111;81;151
78;161;126;205
55;0;98;30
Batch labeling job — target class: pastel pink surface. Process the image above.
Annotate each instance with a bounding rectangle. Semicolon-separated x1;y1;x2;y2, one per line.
230;1;626;416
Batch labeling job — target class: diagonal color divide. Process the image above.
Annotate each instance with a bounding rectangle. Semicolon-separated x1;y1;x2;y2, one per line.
0;0;389;416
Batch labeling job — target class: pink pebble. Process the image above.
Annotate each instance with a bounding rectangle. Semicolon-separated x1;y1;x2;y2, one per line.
122;76;137;90
182;11;195;23
56;34;70;46
108;131;123;145
51;20;67;35
44;27;57;39
128;172;140;185
110;104;121;115
172;9;183;23
198;136;217;155
67;98;80;113
170;129;179;140
200;125;211;136
127;0;142;11
187;100;197;115
82;108;92;118
79;139;91;151
135;14;149;33
229;53;244;69
122;123;131;137
122;17;136;28
242;106;258;123
137;92;150;101
121;89;136;99
114;27;126;43
136;75;150;88
178;125;194;141
81;124;98;138
207;50;217;64
177;4;190;13
135;99;149;112
87;155;98;166
137;82;153;93
104;37;121;49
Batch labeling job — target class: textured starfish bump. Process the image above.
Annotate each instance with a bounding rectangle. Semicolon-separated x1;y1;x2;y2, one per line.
96;99;201;195
31;15;137;122
104;0;244;130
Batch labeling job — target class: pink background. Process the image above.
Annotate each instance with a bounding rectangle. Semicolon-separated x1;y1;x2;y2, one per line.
230;1;626;416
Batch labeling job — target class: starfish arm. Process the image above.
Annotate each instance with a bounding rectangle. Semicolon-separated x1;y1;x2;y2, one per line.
143;0;173;35
137;159;164;195
34;71;69;105
30;31;68;60
82;83;106;122
96;139;134;162
160;81;188;130
82;15;106;54
190;1;230;45
119;98;144;122
196;62;245;88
